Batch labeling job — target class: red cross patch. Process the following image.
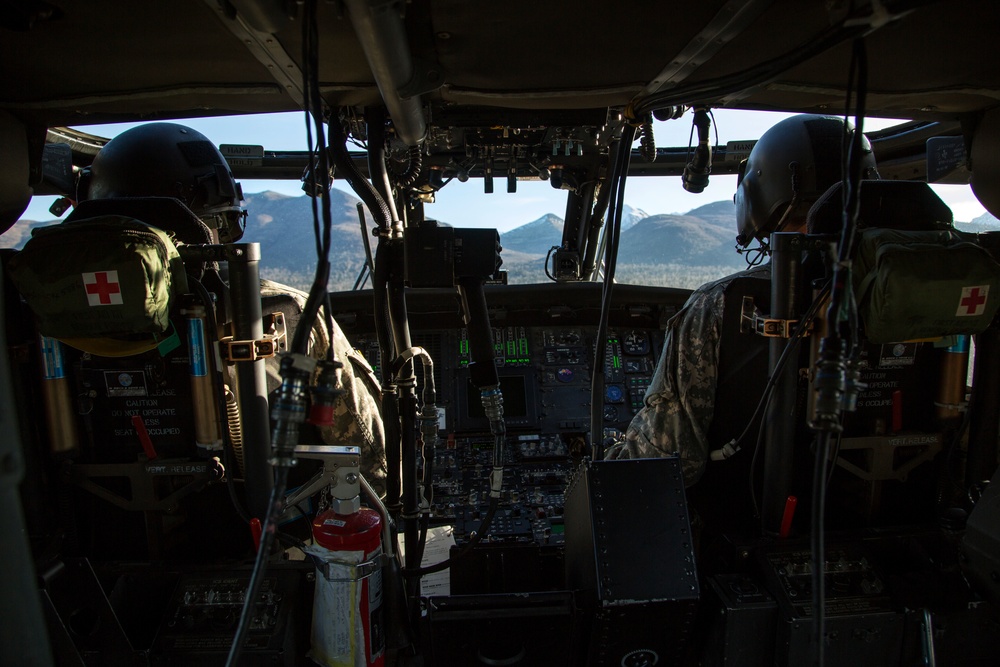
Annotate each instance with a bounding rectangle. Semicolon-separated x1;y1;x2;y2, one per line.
956;285;989;317
83;271;123;306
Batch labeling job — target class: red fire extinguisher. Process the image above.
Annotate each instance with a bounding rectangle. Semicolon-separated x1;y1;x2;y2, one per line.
310;507;385;667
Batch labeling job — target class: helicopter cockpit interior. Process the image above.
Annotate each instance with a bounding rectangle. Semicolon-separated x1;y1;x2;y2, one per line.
2;1;1000;665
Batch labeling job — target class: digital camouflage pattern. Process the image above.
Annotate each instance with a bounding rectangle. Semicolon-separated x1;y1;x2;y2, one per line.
260;281;387;496
606;264;770;486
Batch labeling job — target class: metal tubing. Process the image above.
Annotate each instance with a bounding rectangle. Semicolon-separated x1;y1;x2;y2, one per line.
382;388;402;515
39;336;79;455
762;233;802;536
226;243;273;519
384;246;416;551
968;327;1000;486
399;386;421;618
387;274;417;526
387;259;414;370
183;302;224;453
968;231;1000;487
374;241;401;514
344;0;426;146
386;250;421;606
399;388;419;570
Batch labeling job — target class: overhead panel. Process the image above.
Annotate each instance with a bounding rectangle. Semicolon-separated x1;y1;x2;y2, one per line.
640;0;774;98
202;0;306;109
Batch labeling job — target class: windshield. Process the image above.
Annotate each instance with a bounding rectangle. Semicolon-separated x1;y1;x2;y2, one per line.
8;110;993;292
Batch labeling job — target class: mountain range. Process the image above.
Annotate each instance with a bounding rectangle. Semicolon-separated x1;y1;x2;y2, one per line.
5;190;999;292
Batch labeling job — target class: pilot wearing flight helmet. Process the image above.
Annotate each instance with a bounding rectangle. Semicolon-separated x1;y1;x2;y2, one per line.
606;114;878;486
82;122;387;493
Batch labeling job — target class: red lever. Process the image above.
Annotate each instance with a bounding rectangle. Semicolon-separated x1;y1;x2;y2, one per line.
250;518;262;552
892;390;903;433
131;415;158;460
779;495;798;538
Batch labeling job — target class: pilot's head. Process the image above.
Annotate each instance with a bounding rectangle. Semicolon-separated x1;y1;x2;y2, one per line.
734;114;878;247
86;122;247;242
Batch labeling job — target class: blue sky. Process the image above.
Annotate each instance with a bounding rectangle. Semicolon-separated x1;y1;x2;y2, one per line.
15;109;987;232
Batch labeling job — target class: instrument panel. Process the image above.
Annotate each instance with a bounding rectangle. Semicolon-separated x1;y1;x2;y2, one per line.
351;324;660;436
329;282;689;554
329;283;689;438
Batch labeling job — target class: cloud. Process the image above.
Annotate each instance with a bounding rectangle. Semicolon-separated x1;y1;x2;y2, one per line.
929;184;987;222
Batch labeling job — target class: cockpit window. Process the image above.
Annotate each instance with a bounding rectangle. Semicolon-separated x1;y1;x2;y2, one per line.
7;111;992;292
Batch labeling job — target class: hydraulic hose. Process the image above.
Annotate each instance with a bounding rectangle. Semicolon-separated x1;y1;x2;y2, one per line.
366;106;401;229
330;117;393;234
580;176;613;280
374;243;401;514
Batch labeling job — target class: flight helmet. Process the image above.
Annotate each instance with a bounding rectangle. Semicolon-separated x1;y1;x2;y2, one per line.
87;122;247;241
734;114;878;247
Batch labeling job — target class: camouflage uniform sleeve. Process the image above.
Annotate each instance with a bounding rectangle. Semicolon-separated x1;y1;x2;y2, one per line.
319;319;387;497
607;283;725;486
258;280;386;496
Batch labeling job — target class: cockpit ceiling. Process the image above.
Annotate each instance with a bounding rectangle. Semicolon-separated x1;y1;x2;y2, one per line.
1;0;997;129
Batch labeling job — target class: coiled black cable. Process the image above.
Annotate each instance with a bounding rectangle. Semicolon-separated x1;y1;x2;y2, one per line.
639;114;656;162
389;145;424;188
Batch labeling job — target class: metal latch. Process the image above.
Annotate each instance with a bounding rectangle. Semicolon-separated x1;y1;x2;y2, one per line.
741;296;811;338
310;552;386;582
219;311;286;361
